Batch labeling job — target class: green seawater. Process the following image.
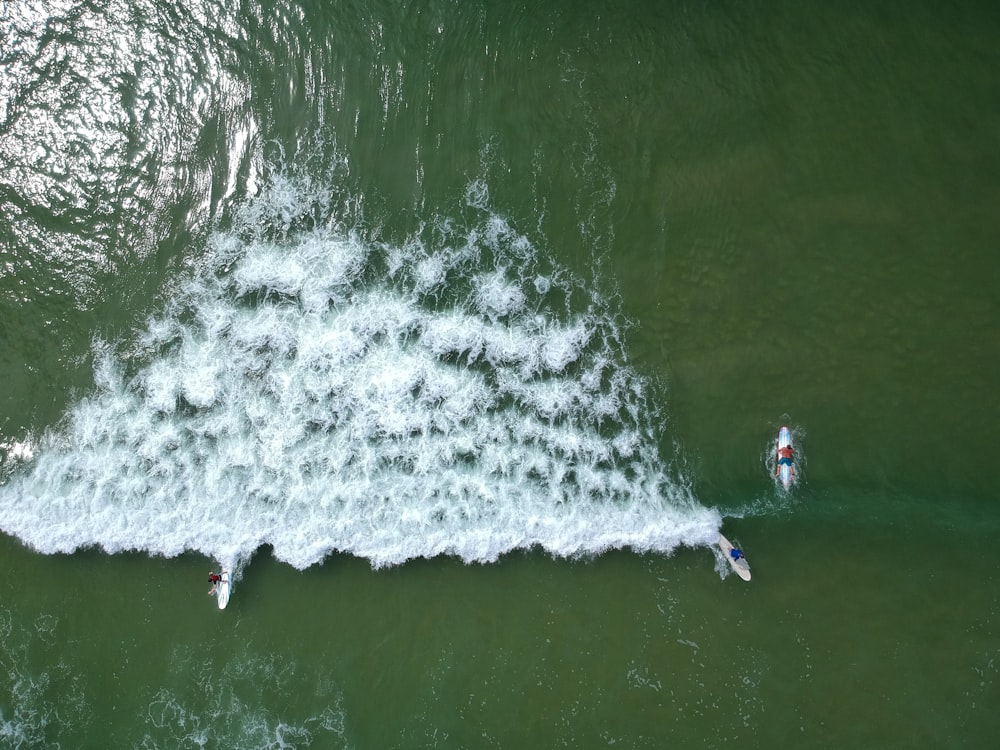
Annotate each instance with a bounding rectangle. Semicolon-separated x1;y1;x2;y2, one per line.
1;0;999;747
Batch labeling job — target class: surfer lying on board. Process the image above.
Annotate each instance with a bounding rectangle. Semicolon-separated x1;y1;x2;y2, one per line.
207;571;222;595
776;445;795;476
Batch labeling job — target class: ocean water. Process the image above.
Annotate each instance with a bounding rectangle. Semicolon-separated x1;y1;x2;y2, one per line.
2;1;999;747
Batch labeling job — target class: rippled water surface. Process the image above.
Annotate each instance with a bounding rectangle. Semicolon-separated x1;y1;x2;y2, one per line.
2;0;998;746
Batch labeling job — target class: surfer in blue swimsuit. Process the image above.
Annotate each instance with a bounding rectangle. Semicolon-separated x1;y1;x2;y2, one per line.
730;547;744;561
776;445;795;475
208;571;222;595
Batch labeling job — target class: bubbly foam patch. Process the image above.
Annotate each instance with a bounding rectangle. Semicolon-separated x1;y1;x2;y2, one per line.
0;176;720;572
0;609;91;746
140;647;348;749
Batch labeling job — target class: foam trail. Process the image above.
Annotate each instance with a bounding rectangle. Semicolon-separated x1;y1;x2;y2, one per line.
0;175;720;574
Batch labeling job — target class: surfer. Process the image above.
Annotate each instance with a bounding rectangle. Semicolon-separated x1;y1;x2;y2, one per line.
776;444;795;476
207;571;222;595
730;547;744;561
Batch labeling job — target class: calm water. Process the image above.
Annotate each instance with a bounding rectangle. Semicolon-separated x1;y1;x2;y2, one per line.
1;1;998;747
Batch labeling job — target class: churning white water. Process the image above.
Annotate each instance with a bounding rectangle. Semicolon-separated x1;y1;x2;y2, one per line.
0;176;720;574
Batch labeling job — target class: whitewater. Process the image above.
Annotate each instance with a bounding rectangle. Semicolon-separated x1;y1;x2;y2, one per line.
0;175;720;575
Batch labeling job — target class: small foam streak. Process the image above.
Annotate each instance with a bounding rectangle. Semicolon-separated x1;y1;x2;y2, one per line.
0;176;720;573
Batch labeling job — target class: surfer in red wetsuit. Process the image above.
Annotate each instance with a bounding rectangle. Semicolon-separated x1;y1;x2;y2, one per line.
776;445;795;477
208;571;222;595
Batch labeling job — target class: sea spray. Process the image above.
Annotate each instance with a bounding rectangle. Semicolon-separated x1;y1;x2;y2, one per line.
0;175;720;573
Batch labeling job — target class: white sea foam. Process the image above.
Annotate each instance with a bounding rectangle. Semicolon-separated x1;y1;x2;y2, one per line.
140;647;348;749
0;609;91;746
0;175;720;574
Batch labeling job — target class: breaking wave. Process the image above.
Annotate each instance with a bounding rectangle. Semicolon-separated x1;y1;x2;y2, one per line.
0;174;719;575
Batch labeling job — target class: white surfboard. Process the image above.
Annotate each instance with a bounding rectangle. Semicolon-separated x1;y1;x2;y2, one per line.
776;425;795;490
217;571;231;609
718;534;751;581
